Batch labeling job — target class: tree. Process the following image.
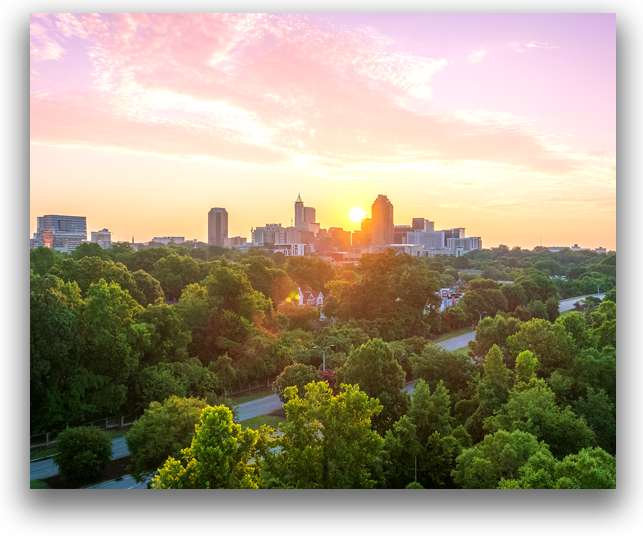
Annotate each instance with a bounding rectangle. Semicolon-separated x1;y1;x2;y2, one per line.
30;273;83;433
30;246;66;276
126;396;209;482
259;382;384;489
452;429;549;489
272;363;322;403
574;388;616;456
53;427;113;484
411;344;477;399
468;314;522;364
384;380;463;488
545;297;560;323
335;338;409;434
464;344;513;442
556;311;597;351
500;283;527;312
132;270;164;306
604;286;616;303
506;318;576;376
484;382;596;459
151;253;200;301
152;406;263;489
498;447;616;489
71;242;110;261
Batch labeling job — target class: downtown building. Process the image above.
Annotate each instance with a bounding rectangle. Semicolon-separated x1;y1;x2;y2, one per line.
208;207;228;246
31;215;87;253
90;228;112;249
371;194;394;246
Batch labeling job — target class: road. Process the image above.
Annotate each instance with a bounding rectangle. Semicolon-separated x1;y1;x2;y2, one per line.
31;292;606;486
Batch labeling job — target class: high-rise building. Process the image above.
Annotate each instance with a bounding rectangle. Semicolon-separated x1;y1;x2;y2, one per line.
412;218;434;232
208;208;228;246
91;228;112;249
32;215;87;253
295;194;316;231
371;195;394;245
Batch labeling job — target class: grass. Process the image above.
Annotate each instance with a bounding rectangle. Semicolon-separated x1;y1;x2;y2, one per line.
239;415;286;432
453;345;471;356
230;387;275;406
30;426;132;461
432;327;476;343
30;479;49;489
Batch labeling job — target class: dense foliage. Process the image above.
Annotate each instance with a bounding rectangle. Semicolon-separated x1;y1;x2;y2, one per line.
31;242;616;489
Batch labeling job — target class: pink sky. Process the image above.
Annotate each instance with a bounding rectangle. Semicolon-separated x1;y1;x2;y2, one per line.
30;13;616;250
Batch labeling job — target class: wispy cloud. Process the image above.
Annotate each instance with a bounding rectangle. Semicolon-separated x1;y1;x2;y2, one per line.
30;14;588;178
468;48;487;63
507;41;558;53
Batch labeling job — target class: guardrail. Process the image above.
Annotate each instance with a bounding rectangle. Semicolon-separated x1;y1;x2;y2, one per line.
30;414;141;449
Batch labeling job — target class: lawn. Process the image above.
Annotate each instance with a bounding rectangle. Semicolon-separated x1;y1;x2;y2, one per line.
30;479;49;489
432;327;476;343
230;387;275;406
453;345;471;356
30;426;132;461
239;414;286;432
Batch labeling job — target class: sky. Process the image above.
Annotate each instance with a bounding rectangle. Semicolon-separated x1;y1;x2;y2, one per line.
30;13;616;250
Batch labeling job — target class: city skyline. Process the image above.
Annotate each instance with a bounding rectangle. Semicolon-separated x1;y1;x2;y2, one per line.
30;13;616;250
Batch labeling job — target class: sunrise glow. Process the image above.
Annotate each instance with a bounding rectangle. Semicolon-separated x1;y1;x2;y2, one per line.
350;208;366;223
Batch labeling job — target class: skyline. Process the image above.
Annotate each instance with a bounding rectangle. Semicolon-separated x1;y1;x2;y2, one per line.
30;13;616;250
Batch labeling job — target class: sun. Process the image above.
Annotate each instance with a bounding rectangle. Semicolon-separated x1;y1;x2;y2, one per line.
350;207;366;223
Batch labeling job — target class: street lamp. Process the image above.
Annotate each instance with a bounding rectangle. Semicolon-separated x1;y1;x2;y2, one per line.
474;309;487;323
312;344;335;371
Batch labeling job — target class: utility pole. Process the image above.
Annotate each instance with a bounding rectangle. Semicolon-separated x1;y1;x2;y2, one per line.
312;344;335;371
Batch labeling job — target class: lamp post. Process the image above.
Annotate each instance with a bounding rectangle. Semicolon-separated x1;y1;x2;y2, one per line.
474;309;487;323
312;344;335;371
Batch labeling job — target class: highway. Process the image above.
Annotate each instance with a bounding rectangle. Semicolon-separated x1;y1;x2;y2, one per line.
30;291;605;486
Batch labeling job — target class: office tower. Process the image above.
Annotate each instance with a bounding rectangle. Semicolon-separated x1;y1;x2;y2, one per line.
91;228;112;249
295;194;305;228
412;218;435;232
208;208;228;246
371;194;394;245
33;215;87;253
303;206;316;225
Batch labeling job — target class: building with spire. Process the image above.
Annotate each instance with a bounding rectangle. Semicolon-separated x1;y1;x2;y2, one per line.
294;193;319;234
371;194;394;246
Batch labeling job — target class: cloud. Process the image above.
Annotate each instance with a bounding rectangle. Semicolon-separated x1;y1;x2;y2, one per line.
468;49;488;63
507;41;558;53
31;14;583;177
30;22;65;62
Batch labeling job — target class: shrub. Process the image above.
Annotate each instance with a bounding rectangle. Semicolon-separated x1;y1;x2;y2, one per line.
53;426;113;483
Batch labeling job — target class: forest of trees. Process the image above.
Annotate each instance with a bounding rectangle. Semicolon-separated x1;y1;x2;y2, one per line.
30;242;616;488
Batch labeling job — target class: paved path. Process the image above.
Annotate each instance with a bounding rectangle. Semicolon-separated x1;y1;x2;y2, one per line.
559;293;604;312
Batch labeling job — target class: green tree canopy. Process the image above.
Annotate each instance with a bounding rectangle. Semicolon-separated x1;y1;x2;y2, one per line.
272;363;322;403
126;396;209;482
335;338;409;434
452;429;550;489
53;426;113;484
152;405;263;489
259;382;384;489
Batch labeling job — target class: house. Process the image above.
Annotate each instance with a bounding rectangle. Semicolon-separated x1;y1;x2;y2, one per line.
298;287;326;319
